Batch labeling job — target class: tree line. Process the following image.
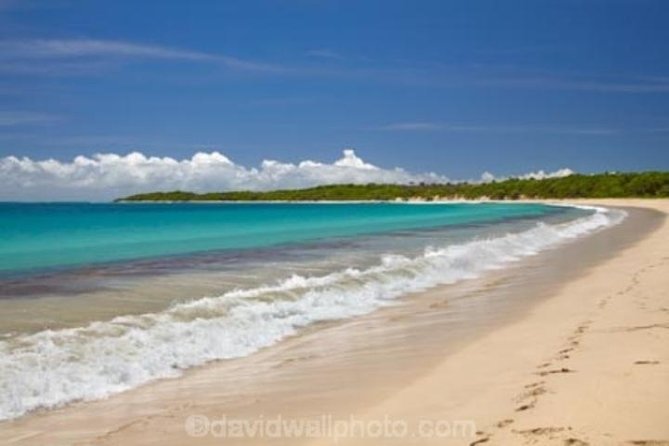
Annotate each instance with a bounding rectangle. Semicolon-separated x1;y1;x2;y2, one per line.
117;171;669;202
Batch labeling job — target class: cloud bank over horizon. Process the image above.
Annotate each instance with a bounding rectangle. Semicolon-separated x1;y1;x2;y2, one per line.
480;168;575;183
0;149;573;201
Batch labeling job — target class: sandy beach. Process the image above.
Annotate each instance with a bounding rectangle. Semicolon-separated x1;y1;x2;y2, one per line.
333;199;669;446
0;199;667;446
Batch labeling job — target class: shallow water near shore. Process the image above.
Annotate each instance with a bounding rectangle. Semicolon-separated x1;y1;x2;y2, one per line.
0;202;626;421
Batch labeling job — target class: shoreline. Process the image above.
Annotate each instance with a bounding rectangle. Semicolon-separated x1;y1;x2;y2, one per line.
339;199;669;446
114;198;667;205
1;199;667;445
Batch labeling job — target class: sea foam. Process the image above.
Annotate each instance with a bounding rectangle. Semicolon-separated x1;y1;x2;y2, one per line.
0;205;625;421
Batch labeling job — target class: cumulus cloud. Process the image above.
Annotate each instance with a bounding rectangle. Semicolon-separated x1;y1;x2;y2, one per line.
0;149;448;201
480;168;575;183
0;148;580;201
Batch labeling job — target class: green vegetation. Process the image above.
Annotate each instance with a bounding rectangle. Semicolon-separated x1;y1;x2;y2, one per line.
117;171;669;202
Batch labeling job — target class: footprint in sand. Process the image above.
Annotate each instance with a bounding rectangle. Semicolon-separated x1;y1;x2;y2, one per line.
626;441;669;445
515;402;535;412
469;437;490;446
622;323;669;332
495;419;514;429
537;367;574;377
518;385;547;400
513;426;565;435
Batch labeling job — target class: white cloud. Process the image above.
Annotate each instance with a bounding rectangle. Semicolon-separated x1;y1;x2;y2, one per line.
333;149;377;169
517;168;575;180
0;148;580;201
480;168;575;183
0;149;448;201
0;39;214;60
0;39;286;74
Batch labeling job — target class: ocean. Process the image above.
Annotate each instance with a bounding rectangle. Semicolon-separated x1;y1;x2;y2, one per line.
0;202;625;421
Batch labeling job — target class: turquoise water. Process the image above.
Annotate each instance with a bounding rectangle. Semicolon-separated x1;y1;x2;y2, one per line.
0;201;623;421
0;202;561;273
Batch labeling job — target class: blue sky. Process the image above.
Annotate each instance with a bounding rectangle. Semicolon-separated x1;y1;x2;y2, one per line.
1;0;669;181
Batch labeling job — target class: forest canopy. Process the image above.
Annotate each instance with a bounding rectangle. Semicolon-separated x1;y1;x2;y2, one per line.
117;171;669;202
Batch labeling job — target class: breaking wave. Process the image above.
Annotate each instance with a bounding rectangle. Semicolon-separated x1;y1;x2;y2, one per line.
0;205;625;421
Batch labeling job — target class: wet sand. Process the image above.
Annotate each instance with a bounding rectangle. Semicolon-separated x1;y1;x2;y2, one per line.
0;199;667;445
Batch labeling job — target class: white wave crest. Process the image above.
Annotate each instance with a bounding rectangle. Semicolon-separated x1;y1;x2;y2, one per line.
0;205;625;421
